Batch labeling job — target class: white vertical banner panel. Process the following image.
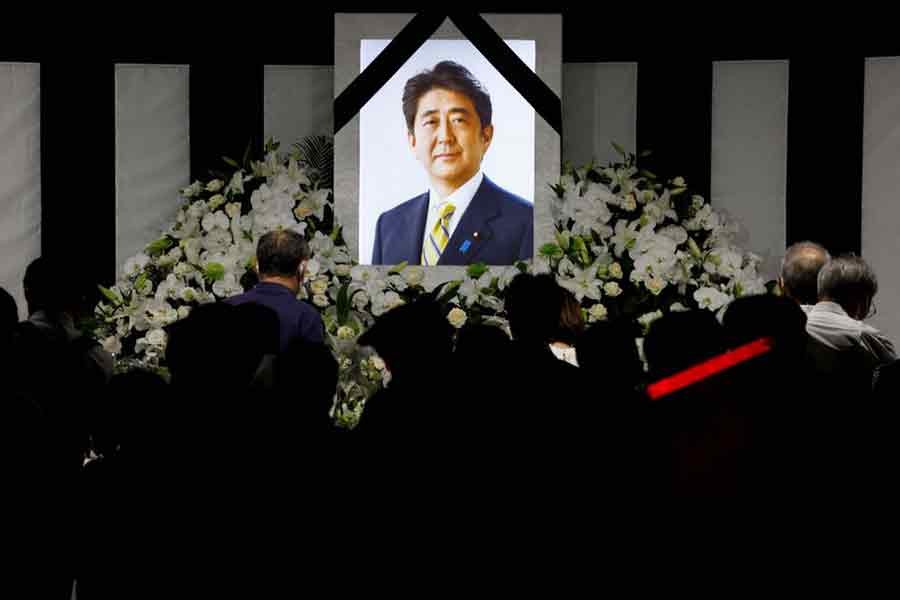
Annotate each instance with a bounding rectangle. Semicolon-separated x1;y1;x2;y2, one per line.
562;62;637;168
711;60;789;281
0;63;41;319
115;64;189;272
264;66;334;148
863;57;900;346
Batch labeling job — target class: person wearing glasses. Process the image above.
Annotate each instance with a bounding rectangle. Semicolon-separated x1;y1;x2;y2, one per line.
805;254;896;369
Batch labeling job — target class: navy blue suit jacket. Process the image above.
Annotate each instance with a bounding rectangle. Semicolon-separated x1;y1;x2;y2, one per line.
371;176;533;266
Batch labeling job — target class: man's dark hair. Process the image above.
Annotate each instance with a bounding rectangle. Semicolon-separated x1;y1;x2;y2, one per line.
780;241;830;305
505;273;564;345
256;230;310;278
23;256;82;314
402;61;492;134
817;254;878;316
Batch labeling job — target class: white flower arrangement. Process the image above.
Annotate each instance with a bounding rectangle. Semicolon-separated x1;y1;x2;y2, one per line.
96;140;766;428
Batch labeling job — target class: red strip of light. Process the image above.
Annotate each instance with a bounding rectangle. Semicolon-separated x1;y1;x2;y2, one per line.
646;336;774;401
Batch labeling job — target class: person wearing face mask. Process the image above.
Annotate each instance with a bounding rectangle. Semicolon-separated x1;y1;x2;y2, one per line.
226;229;324;351
371;60;533;266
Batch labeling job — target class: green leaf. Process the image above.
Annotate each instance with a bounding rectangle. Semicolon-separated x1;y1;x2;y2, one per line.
539;243;564;259
293;135;334;189
638;169;657;180
204;263;225;282
242;141;252;169
466;262;488;279
515;261;529;274
223;156;240;168
134;272;148;292
555;230;571;251
571;236;591;265
145;236;174;257
98;285;123;306
611;141;627;156
336;282;351;325
388;261;409;275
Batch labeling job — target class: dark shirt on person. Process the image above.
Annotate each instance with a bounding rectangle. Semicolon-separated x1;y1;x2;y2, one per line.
226;282;324;351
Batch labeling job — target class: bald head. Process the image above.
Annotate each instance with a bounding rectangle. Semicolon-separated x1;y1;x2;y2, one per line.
780;241;830;305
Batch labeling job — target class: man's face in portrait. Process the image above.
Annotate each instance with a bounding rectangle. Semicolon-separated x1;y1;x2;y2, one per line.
408;87;494;193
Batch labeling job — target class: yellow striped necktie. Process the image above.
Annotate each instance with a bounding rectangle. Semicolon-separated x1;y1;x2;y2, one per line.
422;203;456;266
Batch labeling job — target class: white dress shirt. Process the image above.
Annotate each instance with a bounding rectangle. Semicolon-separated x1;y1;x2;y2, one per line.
421;170;483;260
805;301;896;368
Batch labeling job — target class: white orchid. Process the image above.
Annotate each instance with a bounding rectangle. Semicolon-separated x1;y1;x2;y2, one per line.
212;273;243;298
458;272;494;307
694;286;732;311
123;253;150;277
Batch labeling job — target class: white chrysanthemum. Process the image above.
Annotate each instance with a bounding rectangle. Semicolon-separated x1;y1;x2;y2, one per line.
587;303;608;322
608;262;623;279
335;264;352;277
206;179;224;193
402;266;425;286
447;307;468;328
177;306;191;320
309;277;330;296
313;293;330;308
603;281;623;297
337;325;356;340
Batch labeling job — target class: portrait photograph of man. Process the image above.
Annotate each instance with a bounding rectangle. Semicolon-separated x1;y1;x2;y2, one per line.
357;39;536;266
